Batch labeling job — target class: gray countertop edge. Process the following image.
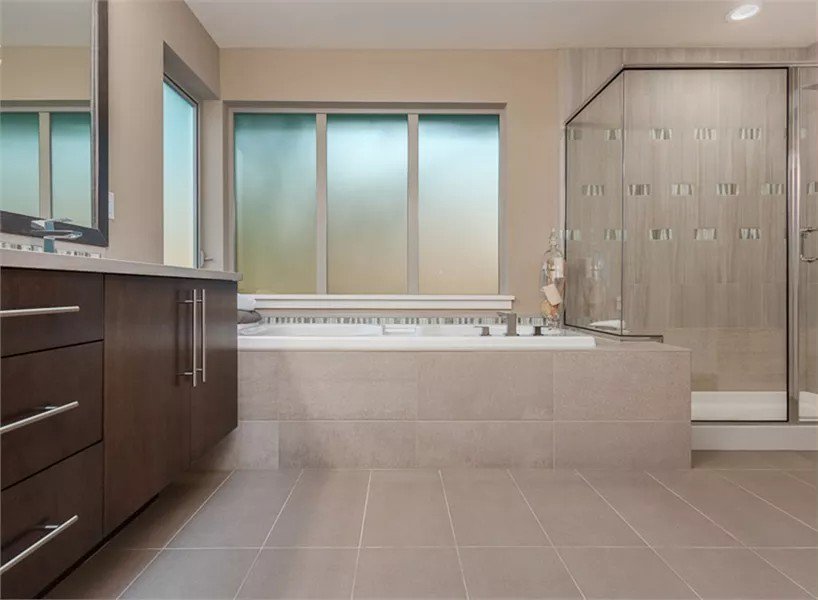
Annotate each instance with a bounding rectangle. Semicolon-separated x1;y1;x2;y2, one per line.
0;249;242;282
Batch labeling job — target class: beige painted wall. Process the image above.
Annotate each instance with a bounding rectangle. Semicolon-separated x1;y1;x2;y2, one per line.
0;47;91;101
221;49;559;313
106;0;219;261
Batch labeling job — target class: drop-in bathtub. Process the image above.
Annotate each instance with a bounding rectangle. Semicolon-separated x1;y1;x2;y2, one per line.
237;322;596;350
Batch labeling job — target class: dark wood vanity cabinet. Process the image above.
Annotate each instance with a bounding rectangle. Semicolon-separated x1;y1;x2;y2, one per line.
0;267;238;597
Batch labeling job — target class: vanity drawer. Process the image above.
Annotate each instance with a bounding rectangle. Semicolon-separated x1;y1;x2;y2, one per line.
0;269;103;357
1;342;103;489
0;443;103;599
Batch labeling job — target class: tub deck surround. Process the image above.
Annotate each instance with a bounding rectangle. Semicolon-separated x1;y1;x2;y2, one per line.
0;248;241;281
197;342;692;470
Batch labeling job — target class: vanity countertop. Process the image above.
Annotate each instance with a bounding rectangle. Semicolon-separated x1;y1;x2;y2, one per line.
0;249;242;282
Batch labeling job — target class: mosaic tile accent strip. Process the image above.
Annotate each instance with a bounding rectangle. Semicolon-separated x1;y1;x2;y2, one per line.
567;128;583;141
628;183;651;197
694;128;717;141
605;128;622;141
694;228;718;241
716;183;740;196
649;228;673;241
739;127;762;140
563;229;582;242
604;228;625;242
650;127;672;141
671;183;694;196
260;315;550;326
739;228;761;240
808;182;818;195
761;183;784;196
581;184;605;197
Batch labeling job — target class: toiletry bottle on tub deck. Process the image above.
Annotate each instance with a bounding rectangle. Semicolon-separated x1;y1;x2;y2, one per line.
540;229;565;329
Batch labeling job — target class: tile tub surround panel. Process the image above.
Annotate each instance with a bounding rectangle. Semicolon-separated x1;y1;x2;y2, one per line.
236;345;690;468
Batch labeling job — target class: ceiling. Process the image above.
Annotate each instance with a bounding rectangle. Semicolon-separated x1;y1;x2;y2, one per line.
185;0;818;50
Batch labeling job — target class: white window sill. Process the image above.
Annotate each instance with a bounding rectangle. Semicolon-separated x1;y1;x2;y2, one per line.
247;294;515;310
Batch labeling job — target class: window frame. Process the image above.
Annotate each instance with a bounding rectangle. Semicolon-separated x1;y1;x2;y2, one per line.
227;104;510;308
162;75;201;268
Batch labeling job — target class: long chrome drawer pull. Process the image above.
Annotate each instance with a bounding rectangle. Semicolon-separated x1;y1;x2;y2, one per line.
0;306;80;318
0;515;78;575
200;289;207;383
0;402;80;435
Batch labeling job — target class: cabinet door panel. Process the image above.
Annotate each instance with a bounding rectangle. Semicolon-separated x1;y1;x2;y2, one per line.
191;280;238;460
103;275;190;533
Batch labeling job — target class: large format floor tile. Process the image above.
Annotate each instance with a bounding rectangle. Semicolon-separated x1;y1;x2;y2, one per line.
266;470;370;547
459;547;581;599
717;469;818;528
353;548;466;599
361;470;454;547
120;549;257;599
441;470;547;546
511;470;644;547
236;548;357;599
558;547;696;599
46;549;158;599
788;469;818;487
755;548;818;597
169;470;299;548
580;470;738;547
657;548;812;599
650;470;818;547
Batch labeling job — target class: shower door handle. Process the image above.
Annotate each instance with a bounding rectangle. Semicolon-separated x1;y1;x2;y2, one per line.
800;227;818;263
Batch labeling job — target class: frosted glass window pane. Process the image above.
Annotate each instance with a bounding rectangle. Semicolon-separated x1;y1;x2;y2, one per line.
418;114;499;294
0;112;40;216
51;112;93;227
235;113;317;293
163;82;197;268
327;114;407;293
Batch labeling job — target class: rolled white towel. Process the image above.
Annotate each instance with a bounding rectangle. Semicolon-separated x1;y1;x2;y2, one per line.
237;294;257;311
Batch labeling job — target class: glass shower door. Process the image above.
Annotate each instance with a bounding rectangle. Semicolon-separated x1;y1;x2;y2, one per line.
798;66;818;422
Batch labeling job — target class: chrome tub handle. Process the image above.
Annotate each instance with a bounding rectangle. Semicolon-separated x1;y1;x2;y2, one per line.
801;226;818;263
0;306;79;318
0;402;80;435
0;515;79;575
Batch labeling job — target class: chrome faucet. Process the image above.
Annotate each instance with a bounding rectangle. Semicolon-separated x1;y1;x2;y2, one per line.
497;311;518;337
29;218;82;253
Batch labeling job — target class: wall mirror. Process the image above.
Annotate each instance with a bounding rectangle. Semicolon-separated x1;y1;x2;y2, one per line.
0;0;108;246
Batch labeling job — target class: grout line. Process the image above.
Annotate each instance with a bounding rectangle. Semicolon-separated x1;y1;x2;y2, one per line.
712;471;818;533
645;472;817;600
506;469;586;600
438;470;471;600
116;470;237;600
783;470;818;489
349;470;373;600
575;471;703;600
232;469;304;600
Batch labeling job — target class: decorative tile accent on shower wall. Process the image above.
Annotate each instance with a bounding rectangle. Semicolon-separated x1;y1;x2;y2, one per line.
581;184;605;196
258;315;551;326
738;127;762;140
671;183;694;196
648;228;673;241
694;228;718;241
605;128;622;141
739;227;762;240
567;127;583;141
761;183;785;196
649;127;672;140
604;228;625;241
563;229;582;241
808;181;818;195
716;183;740;196
694;127;717;141
628;183;651;196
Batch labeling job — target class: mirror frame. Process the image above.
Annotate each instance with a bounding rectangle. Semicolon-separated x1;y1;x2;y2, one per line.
0;0;108;246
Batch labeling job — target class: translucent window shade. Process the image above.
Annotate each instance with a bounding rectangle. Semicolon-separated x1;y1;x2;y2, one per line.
51;112;93;227
327;114;408;294
418;114;499;294
163;81;197;268
0;113;40;217
234;113;317;293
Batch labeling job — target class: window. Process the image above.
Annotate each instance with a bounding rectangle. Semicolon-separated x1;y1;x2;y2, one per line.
162;79;198;268
0;110;93;226
233;110;501;296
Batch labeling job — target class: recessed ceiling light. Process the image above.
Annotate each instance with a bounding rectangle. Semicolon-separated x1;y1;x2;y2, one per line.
726;3;761;22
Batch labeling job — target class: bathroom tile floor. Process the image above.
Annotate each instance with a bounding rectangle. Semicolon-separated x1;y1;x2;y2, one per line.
47;451;818;600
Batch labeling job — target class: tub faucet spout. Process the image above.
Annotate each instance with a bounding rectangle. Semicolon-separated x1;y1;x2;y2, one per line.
497;311;518;337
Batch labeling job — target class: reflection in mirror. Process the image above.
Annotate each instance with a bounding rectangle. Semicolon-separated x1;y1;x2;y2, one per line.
0;0;97;233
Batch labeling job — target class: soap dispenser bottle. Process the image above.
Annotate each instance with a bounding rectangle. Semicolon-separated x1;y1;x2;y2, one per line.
540;229;565;329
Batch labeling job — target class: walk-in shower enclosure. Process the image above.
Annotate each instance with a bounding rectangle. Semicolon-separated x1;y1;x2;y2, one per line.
564;65;817;423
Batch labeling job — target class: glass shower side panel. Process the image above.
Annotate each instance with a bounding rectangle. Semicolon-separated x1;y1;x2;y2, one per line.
622;68;788;421
799;66;818;422
565;74;624;334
